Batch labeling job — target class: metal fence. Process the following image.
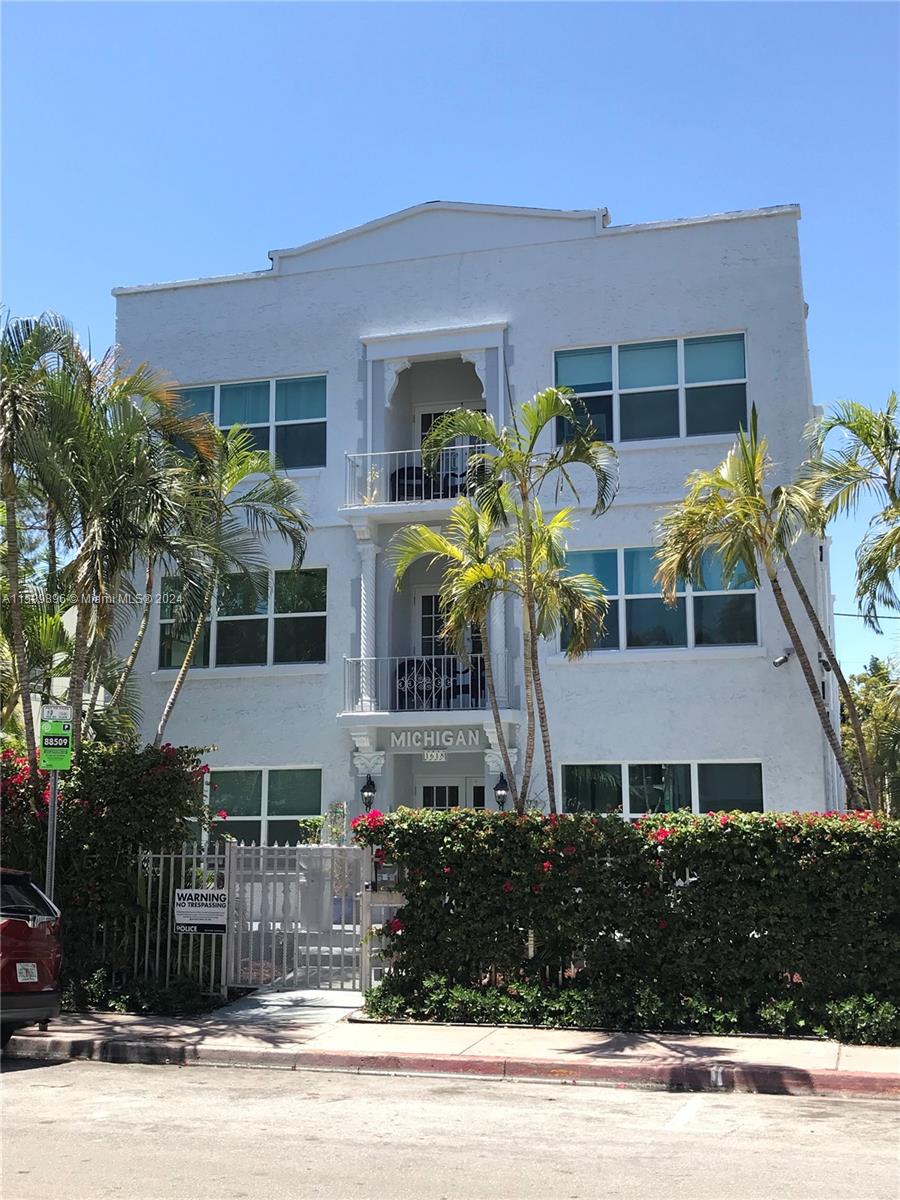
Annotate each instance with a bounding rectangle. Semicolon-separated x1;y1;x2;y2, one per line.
345;443;486;507
344;652;510;713
226;843;369;991
135;842;229;996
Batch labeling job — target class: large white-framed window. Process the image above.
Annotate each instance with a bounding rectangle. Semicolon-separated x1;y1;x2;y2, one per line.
207;767;322;844
554;332;747;445
562;548;758;652
560;761;764;818
158;568;327;670
177;374;327;469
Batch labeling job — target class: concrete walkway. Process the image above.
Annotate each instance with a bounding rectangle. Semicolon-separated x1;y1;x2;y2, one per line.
5;991;899;1098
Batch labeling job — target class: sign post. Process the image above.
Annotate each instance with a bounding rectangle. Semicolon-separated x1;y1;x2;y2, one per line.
38;703;74;902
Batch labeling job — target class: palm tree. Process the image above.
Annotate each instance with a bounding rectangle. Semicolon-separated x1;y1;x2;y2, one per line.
655;408;861;806
1;311;73;772
386;496;608;814
806;393;900;627
422;388;618;807
154;425;310;746
28;347;210;754
386;498;520;809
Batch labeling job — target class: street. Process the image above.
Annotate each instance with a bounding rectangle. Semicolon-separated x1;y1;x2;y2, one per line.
2;1059;898;1200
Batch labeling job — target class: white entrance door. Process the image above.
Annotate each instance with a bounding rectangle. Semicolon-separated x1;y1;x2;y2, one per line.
417;777;486;809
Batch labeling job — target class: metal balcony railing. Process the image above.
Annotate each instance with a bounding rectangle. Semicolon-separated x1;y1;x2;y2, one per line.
343;653;509;713
344;444;486;507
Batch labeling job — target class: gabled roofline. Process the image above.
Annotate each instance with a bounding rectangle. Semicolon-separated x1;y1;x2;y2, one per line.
111;201;800;296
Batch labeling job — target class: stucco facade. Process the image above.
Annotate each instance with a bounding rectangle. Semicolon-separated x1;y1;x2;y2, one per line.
114;201;839;832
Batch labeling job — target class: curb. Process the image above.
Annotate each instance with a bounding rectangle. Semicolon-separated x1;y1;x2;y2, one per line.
6;1034;900;1097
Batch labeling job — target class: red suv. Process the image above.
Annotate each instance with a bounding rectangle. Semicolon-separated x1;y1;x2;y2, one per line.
1;867;62;1048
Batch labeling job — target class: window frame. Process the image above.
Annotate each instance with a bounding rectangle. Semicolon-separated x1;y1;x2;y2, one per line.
177;372;327;471
560;760;766;819
554;330;747;447
563;546;759;654
157;567;327;672
206;766;323;845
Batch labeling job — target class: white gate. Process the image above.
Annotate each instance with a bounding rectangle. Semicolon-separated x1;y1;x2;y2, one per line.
225;843;369;991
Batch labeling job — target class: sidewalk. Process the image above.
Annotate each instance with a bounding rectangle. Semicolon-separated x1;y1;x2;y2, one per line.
5;990;899;1098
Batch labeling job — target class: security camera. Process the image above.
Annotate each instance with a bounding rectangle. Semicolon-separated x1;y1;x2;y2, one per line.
772;649;794;668
818;655;833;673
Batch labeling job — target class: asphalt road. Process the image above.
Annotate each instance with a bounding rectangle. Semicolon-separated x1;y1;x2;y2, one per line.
2;1059;898;1200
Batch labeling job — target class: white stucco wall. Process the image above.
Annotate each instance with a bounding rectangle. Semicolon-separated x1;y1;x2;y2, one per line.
115;202;837;816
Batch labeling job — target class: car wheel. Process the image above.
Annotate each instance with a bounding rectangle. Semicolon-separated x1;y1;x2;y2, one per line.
0;1024;18;1050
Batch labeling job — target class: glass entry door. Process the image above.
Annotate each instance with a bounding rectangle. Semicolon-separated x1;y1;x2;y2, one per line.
418;778;486;809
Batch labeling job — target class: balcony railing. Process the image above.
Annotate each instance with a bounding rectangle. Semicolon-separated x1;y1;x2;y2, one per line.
344;654;510;714
344;444;486;507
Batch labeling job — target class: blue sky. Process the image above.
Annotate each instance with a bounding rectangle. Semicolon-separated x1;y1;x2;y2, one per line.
3;1;898;671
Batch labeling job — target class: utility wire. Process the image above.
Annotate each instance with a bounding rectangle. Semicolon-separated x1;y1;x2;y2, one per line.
834;611;900;619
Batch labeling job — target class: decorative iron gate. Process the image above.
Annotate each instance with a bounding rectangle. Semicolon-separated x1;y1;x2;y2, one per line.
225;844;370;991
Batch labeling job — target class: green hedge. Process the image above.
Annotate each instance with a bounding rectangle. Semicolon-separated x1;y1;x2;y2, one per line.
353;808;900;1043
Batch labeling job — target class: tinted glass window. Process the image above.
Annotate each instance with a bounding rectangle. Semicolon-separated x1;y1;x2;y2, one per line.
0;877;55;917
628;764;692;814
557;394;612;444
219;382;269;425
268;769;322;816
684;334;745;384
698;762;763;812
276;422;326;468
620;389;679;441
555;347;612;392
275;569;326;614
275;377;326;422
625;597;687;648
694;594;757;645
686;384;747;437
562;764;622;813
216;619;267;666
158;623;210;670
273;616;326;663
618;341;677;389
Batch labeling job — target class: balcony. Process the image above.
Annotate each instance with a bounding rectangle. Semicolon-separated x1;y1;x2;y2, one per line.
344;445;486;508
343;653;510;714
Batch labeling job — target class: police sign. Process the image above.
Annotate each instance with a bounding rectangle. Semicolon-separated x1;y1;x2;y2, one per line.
173;889;227;935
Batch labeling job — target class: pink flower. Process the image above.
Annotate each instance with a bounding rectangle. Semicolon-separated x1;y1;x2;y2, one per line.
541;860;552;873
531;883;542;894
216;809;228;820
502;881;514;894
719;814;729;827
654;828;672;844
658;919;667;930
442;866;452;875
386;917;404;935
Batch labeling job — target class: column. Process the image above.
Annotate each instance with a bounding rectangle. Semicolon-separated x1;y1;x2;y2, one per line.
489;595;507;705
358;535;377;711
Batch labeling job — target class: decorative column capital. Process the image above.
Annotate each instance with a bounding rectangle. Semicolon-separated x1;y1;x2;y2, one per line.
461;349;487;390
353;751;385;778
383;358;410;408
485;748;518;775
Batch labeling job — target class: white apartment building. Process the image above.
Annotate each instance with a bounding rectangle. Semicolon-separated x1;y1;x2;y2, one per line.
114;201;840;839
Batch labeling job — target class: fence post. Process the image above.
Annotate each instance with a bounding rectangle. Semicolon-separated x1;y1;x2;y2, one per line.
359;846;373;992
221;839;236;996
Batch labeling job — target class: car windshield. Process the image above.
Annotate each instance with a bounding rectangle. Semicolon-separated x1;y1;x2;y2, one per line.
0;878;56;918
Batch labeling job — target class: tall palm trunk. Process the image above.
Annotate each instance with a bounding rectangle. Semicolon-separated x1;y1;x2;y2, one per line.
783;552;878;809
41;503;57;704
768;569;861;806
517;503;538;813
479;619;518;810
67;601;91;756
82;668;103;733
2;476;38;774
528;597;557;814
155;575;215;746
109;559;154;711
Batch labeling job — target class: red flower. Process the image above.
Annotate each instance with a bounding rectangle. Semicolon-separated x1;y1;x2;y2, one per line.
386;917;404;935
531;883;542;894
541;860;552;872
502;881;514;894
374;848;386;864
216;809;228;820
442;866;452;875
562;844;576;856
719;814;729;827
654;828;672;843
658;919;667;930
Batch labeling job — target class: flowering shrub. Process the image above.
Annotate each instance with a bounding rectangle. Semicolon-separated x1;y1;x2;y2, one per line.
355;807;900;1043
1;741;211;988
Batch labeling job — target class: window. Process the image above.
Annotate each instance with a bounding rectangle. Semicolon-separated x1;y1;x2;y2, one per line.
175;374;326;468
684;335;747;437
561;762;764;817
697;762;763;812
422;784;460;809
562;764;622;813
158;569;327;670
555;333;746;444
208;768;322;844
563;547;757;652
